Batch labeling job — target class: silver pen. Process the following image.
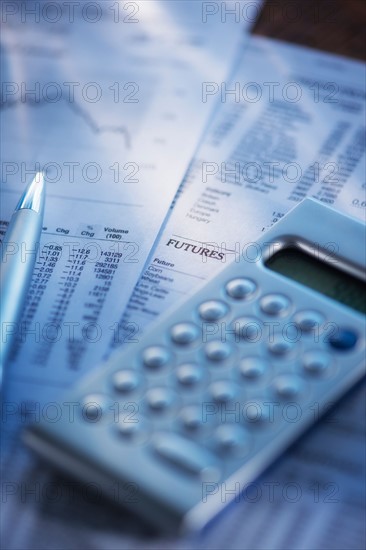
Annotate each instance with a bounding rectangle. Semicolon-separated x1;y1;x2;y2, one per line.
0;173;46;378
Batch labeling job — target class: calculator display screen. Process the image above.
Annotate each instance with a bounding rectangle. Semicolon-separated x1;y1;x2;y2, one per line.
266;247;366;314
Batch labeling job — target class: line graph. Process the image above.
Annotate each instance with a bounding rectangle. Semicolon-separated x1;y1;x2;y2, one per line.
0;96;132;149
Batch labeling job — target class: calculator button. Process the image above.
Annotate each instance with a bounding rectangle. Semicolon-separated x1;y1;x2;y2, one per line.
146;387;176;411
272;374;303;399
142;346;172;369
176;363;203;386
328;328;358;351
214;425;251;455
205;340;233;362
209;380;238;403
171;322;199;346
303;350;332;375
232;316;262;342
260;294;291;316
113;370;140;393
81;394;112;422
116;418;141;437
198;300;229;321
239;356;268;379
293;310;325;332
179;405;205;431
116;421;139;437
152;432;221;480
225;278;257;300
115;415;150;443
244;401;272;425
268;335;295;356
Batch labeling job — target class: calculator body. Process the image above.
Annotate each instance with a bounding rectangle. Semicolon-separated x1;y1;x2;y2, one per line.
25;199;366;534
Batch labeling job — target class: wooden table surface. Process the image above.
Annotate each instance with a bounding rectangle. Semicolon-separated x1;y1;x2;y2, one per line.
253;0;366;61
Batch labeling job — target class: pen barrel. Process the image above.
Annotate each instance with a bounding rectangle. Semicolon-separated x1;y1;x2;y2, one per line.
0;209;43;367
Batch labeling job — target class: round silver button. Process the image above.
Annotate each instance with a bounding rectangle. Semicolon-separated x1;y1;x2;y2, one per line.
198;300;229;321
146;387;176;411
81;394;112;422
243;401;272;425
116;418;141;437
113;370;140;393
273;374;303;399
239;356;268;379
214;425;251;456
226;278;257;300
142;346;171;369
294;310;325;332
303;350;332;375
116;415;149;443
205;340;233;362
268;335;295;356
176;363;203;386
179;405;204;430
171;322;199;345
232;316;262;342
260;294;291;316
209;380;238;403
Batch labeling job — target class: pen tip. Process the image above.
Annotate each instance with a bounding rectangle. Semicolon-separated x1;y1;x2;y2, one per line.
16;172;45;213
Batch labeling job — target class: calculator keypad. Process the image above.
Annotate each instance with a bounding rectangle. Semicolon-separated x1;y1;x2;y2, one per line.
88;271;363;467
104;275;362;455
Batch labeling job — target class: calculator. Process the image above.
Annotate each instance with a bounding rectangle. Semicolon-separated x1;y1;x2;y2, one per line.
25;198;366;534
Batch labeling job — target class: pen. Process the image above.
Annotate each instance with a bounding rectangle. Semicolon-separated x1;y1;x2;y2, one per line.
0;173;46;379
